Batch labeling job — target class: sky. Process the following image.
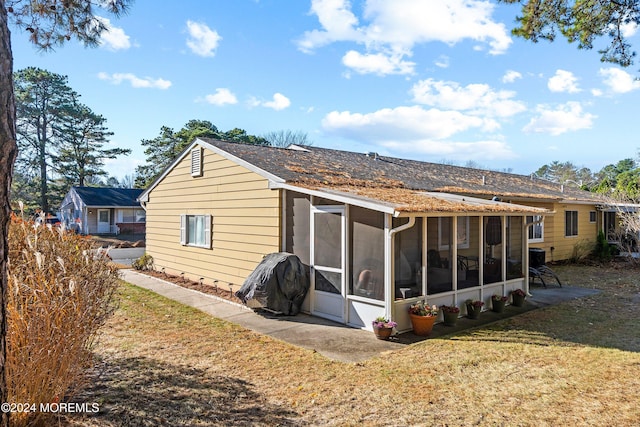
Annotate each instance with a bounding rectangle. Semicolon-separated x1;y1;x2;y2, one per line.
10;0;640;181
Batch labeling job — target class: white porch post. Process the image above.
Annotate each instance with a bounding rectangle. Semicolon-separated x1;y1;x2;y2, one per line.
384;213;392;320
525;216;545;296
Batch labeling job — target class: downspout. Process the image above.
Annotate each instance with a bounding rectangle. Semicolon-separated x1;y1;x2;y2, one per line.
524;216;545;296
386;216;416;319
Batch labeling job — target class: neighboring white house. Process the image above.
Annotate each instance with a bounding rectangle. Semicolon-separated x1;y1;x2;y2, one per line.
59;186;146;235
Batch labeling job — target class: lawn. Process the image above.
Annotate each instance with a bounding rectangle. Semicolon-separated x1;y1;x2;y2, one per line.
64;262;640;426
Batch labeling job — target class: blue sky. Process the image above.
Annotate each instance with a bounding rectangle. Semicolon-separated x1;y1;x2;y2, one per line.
10;0;640;180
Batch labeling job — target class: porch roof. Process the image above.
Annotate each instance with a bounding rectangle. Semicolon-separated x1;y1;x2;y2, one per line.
278;183;551;216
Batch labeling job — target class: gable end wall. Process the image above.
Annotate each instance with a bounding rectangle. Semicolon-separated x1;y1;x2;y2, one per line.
144;150;281;287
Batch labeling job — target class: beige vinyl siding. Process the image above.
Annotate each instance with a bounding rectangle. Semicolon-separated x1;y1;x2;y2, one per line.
144;149;281;286
528;202;598;262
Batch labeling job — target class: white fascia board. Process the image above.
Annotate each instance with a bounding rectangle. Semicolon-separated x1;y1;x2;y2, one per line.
271;182;397;214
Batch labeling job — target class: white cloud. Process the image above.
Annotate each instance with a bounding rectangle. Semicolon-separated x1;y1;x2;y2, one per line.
186;20;222;57
548;70;581;93
599;67;640;93
323;106;493;141
96;17;131;50
97;72;172;89
620;21;638;38
204;88;238;106
297;0;362;52
249;93;291;110
297;0;511;76
342;50;415;75
523;102;595;136
410;78;526;118
264;93;291;110
502;70;522;83
434;55;450;68
321;106;515;159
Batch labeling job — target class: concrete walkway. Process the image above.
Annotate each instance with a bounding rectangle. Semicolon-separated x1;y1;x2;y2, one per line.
118;269;600;363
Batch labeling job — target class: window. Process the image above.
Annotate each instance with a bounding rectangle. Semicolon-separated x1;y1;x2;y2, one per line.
136;209;146;223
565;211;578;237
589;211;596;223
191;147;203;177
180;214;212;248
122;208;146;223
526;215;544;243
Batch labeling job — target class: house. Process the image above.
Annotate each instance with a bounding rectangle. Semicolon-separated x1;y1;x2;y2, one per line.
59;186;146;235
138;139;616;332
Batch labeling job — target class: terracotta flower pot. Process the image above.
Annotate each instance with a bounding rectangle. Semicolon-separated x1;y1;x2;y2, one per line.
409;313;436;336
373;327;393;340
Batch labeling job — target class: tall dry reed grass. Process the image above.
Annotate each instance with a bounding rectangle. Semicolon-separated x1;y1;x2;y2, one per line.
6;214;120;427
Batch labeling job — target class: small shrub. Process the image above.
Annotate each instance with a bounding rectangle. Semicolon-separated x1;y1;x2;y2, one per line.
593;230;613;261
569;239;593;263
132;253;154;271
7;214;120;427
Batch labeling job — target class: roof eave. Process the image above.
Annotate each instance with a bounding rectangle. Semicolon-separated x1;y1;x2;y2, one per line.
273;184;553;217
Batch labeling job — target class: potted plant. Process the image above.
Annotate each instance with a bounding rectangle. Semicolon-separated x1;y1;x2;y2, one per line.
408;301;438;336
491;294;508;313
440;305;460;326
465;299;484;319
371;316;397;340
511;288;527;307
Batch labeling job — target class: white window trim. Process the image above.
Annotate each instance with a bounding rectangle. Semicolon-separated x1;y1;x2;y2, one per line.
527;215;544;243
180;214;212;248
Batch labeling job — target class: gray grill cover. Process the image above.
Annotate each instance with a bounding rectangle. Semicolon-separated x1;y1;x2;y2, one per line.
235;252;309;315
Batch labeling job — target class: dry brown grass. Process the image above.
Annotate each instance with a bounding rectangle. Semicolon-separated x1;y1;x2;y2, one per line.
61;261;640;426
7;216;121;427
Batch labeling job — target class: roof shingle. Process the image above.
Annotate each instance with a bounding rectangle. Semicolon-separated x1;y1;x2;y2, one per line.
199;139;601;213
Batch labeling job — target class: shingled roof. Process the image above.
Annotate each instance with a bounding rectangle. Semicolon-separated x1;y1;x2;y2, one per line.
194;139;602;214
72;186;143;207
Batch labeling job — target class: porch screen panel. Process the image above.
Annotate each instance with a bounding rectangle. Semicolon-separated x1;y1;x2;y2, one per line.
393;217;423;299
315;270;341;294
426;217;452;295
506;216;524;280
484;216;503;284
314;211;341;269
350;207;384;301
285;192;311;265
457;216;480;289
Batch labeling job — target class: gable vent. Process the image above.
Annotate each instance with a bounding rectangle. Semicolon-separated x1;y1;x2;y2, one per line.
191;147;203;177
